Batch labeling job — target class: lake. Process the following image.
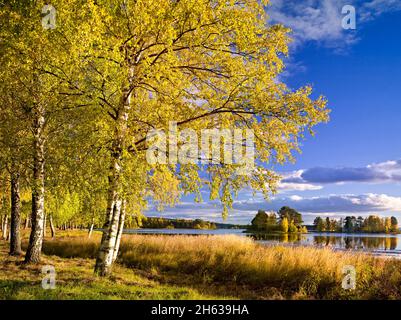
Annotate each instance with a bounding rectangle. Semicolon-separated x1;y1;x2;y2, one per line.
124;228;401;257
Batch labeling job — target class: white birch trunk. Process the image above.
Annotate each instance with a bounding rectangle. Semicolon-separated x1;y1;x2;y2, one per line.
2;215;8;240
88;216;95;238
112;199;126;263
24;216;30;229
10;168;22;255
43;214;47;238
94;198;122;275
49;214;55;239
94;85;131;276
88;224;94;238
25;105;45;264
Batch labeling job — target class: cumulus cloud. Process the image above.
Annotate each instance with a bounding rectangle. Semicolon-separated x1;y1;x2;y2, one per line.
360;0;401;21
233;193;401;213
278;182;323;191
278;170;323;191
146;192;401;225
145;159;401;224
282;159;401;185
268;0;401;49
269;0;354;47
289;195;303;201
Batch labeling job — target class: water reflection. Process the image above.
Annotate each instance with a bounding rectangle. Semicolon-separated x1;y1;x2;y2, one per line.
249;233;306;243
247;233;399;251
126;229;400;253
314;235;398;250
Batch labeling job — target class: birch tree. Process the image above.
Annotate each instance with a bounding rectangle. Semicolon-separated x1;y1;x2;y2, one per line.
0;18;32;256
2;0;329;274
48;0;329;276
0;1;83;262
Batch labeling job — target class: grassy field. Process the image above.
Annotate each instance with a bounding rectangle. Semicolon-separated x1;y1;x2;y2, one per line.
0;232;225;300
2;231;401;299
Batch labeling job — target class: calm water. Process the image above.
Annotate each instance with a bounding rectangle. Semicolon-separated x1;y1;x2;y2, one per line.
124;228;246;236
125;228;401;256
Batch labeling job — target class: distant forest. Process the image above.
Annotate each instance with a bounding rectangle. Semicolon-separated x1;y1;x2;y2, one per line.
313;215;399;233
127;216;243;230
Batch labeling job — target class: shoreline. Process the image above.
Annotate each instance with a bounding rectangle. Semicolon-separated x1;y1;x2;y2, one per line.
120;228;401;258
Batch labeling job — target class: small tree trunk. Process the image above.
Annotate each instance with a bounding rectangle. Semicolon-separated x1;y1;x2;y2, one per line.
2;215;8;240
113;199;126;263
88;218;94;238
25;105;45;264
24;217;30;229
9;169;22;256
43;214;47;238
49;214;55;239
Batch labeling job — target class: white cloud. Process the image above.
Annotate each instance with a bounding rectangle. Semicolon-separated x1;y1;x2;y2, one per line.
268;0;356;48
360;0;401;21
361;193;401;211
267;0;401;49
233;193;401;213
278;169;323;191
146;192;401;225
278;182;323;191
289;195;303;201
146;158;401;224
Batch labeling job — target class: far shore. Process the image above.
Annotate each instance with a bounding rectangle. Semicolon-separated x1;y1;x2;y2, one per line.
123;227;401;236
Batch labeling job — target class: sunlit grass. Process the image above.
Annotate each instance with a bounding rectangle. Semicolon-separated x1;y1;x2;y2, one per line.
1;237;227;300
30;232;401;299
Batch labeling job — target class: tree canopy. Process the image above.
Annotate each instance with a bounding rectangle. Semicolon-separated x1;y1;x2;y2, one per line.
250;207;307;233
313;215;399;233
0;0;329;275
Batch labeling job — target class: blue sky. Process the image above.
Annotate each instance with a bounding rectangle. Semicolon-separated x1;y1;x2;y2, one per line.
146;0;401;225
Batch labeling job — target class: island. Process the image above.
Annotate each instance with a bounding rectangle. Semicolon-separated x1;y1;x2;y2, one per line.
247;206;308;234
312;215;399;234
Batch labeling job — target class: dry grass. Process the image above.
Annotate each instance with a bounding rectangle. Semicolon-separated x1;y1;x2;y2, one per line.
35;233;401;299
1;235;227;300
